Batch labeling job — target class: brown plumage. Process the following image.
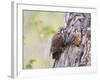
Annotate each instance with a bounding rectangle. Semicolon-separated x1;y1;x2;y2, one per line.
50;29;82;61
50;32;66;60
72;32;81;47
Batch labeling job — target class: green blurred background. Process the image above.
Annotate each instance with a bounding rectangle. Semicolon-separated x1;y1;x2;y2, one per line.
23;10;64;69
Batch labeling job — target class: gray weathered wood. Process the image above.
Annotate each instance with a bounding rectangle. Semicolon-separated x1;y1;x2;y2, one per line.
52;12;91;67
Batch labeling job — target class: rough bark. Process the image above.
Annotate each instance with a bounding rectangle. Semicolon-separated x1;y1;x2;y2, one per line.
51;12;91;67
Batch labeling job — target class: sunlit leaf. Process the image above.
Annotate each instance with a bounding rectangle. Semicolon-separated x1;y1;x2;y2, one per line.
29;59;36;64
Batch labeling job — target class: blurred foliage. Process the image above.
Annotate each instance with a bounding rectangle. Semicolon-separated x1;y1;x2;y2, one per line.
23;10;64;69
25;59;37;69
26;64;32;69
29;59;36;64
24;11;64;39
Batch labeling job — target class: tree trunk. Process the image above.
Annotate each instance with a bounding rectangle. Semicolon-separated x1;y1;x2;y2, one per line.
53;12;91;67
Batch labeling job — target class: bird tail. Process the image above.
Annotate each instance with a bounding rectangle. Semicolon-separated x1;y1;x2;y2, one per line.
53;60;58;68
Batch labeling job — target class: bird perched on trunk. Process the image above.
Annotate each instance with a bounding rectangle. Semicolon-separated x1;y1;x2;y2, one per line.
72;31;81;47
50;29;66;60
50;27;82;67
50;27;75;67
